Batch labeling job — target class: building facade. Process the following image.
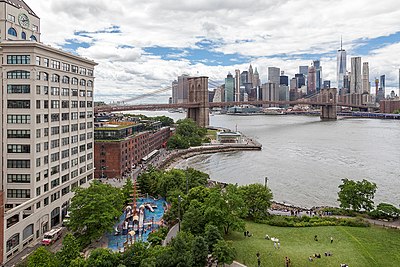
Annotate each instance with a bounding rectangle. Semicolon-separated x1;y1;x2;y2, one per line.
362;62;370;94
224;72;234;102
268;67;280;85
337;43;347;92
0;1;97;264
313;60;322;93
307;65;316;95
350;57;362;94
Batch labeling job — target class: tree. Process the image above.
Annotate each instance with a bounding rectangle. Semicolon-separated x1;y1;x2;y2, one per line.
27;247;58;267
120;241;149;267
69;257;87;267
152;116;174;126
69;181;124;243
56;233;81;266
122;178;134;203
239;183;273;219
212;240;236;266
338;178;377;212
86;248;121;267
182;199;206;235
204;224;223;253
167;118;207;149
192;236;209;267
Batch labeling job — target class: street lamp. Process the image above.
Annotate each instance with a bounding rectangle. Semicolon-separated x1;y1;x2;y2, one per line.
178;195;182;232
264;177;269;188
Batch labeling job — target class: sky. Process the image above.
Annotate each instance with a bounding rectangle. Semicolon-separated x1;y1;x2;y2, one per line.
29;0;400;103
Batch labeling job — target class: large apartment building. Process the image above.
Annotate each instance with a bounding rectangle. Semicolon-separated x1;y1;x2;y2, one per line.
0;0;96;264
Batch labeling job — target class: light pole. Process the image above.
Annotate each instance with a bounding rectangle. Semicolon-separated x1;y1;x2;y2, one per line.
178;195;181;232
264;177;268;188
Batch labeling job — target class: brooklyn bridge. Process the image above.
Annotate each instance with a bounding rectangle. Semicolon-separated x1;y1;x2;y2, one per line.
94;76;374;127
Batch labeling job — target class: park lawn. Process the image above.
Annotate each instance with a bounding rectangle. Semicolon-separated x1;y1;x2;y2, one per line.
226;221;400;267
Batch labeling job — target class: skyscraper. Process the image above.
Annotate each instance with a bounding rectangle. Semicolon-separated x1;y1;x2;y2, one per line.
171;80;178;104
224;72;235;102
280;71;289;86
268;67;280;85
337;39;347;92
299;66;309;76
307;65;316;95
253;67;260;87
362;62;370;94
235;69;240;101
380;75;385;92
313;60;322;93
248;64;254;88
0;1;96;264
350;57;362;94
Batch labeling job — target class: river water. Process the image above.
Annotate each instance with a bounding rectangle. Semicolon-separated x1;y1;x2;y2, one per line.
134;111;400;208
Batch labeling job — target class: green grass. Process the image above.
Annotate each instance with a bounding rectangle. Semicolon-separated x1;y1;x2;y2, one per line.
206;129;218;140
226;221;400;267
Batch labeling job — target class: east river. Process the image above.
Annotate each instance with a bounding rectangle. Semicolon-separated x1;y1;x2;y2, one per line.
135;111;400;208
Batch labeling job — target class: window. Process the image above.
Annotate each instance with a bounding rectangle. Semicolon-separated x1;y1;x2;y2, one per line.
87;122;93;128
62;88;69;96
32;25;38;32
44;58;49;67
7;55;30;64
51;178;60;188
79;144;86;152
71;135;78;143
7;115;30;124
7;70;30;79
51;100;60;109
80;123;86;130
36;202;41;209
36;187;41;196
80;101;86;108
23;224;34;240
51;74;60;83
79;68;87;75
80;133;86;141
7;189;30;198
8;27;17;37
61;125;69;133
8;130;30;138
62;113;69;121
51;165;60;175
36;85;41;94
36;100;41;109
87;91;93;97
87;111;93;118
7;174;30;183
79;177;86;185
44;197;49;206
62;174;70;183
7;160;30;168
61;149;69;159
79;90;86;96
71;65;78;73
61;161;69;171
62;76;69;84
7;85;30;94
71;78;78;85
87;153;93;160
7;144;30;153
51;87;60;95
36;143;40;152
44;114;49;123
51;139;60;149
62;63;70;71
8;100;30;109
42;72;48;81
44;141;49;150
87;142;93;150
43;86;49;94
51;127;60;135
21;32;26;40
71;101;78;108
71;146;78;155
80;79;86;86
87;101;93;107
51;152;59;162
62;186;70;196
88;69;93;76
7;14;15;22
6;233;19;252
71;89;78;96
36;158;41;167
87;132;93;139
51;60;60;69
44;128;49;137
62;101;69;108
36;129;41;138
61;137;69;146
30;35;37;41
79;112;85;119
51;113;59;122
36;56;41;65
71;124;78;131
80;155;86;163
71;112;78;120
87;80;93;87
44;101;49;108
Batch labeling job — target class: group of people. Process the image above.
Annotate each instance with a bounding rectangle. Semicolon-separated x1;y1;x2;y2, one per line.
284;256;291;267
308;252;333;262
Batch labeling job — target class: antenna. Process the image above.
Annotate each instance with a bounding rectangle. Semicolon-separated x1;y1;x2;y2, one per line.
340;36;343;50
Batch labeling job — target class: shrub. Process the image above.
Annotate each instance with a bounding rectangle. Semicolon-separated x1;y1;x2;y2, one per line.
257;215;369;227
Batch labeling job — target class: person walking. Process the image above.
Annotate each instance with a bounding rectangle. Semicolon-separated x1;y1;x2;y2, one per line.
278;241;281;249
256;252;261;267
331;236;333;243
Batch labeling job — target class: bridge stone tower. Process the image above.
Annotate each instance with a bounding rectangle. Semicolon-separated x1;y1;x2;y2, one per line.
187;76;209;127
319;88;338;120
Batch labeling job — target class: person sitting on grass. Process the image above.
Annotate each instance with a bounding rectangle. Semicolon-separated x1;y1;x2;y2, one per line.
308;256;313;262
265;234;270;240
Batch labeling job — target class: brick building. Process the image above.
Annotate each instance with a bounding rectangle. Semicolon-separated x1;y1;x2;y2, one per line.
380;100;400;113
94;122;171;179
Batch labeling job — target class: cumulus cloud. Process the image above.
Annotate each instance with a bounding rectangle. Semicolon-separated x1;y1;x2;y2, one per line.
28;0;400;102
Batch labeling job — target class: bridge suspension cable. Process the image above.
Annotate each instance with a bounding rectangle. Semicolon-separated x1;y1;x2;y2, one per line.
121;85;172;103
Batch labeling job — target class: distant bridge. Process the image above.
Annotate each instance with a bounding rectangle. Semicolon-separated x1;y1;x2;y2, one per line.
95;77;372;127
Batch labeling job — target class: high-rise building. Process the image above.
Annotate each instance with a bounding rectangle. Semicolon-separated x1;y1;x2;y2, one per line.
299;66;308;76
0;1;97;264
261;82;279;106
313;60;322;93
307;65;316;95
362;62;370;94
398;69;400;90
280;71;288;86
224;72;235;102
295;74;306;89
240;71;248;86
323;80;331;89
380;75;385;92
176;74;190;103
253;67;260;87
171;80;178;104
235;69;240;102
337;39;347;91
248;64;254;88
268;67;280;85
350;57;362;94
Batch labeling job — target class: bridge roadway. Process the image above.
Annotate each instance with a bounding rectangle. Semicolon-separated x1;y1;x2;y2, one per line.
94;100;370;113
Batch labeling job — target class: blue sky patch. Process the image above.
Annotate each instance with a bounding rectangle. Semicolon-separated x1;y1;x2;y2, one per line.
353;31;400;55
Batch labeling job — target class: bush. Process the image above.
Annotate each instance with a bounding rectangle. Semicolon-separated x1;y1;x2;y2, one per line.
257;215;369;227
321;207;358;217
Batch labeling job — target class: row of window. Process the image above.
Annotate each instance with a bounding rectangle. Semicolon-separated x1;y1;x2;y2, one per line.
13;100;94;109
7;126;93;139
36;73;93;87
35;86;93;97
7;28;37;41
7;189;30;199
35;56;93;76
35;112;93;123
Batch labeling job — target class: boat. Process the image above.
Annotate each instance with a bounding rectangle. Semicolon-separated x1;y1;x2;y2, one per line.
263;107;286;115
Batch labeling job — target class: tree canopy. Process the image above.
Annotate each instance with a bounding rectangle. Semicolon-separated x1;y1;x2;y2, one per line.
239;183;273;219
337;178;377;212
167;118;207;149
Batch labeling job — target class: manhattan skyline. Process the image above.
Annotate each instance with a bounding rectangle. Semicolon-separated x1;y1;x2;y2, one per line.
30;0;400;102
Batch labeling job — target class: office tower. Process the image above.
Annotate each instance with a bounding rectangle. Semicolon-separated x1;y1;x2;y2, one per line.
278;85;289;102
323;81;331;89
240;71;248;86
350;57;362;94
171;80;178;104
290;78;297;90
235;69;240;102
362;62;370;94
224;72;235;102
268;67;280;85
253;67;260;87
177;74;190;103
337;39;347;91
343;73;350;94
261;82;279;106
399;69;400;90
307;65;316;95
212;87;223;102
375;78;379;96
248;64;254;88
0;1;96;264
299;66;308;75
313;60;322;93
380;75;385;91
280;71;288;86
295;74;306;89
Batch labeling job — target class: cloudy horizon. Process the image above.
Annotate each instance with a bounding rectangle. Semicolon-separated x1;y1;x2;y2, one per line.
29;0;400;103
